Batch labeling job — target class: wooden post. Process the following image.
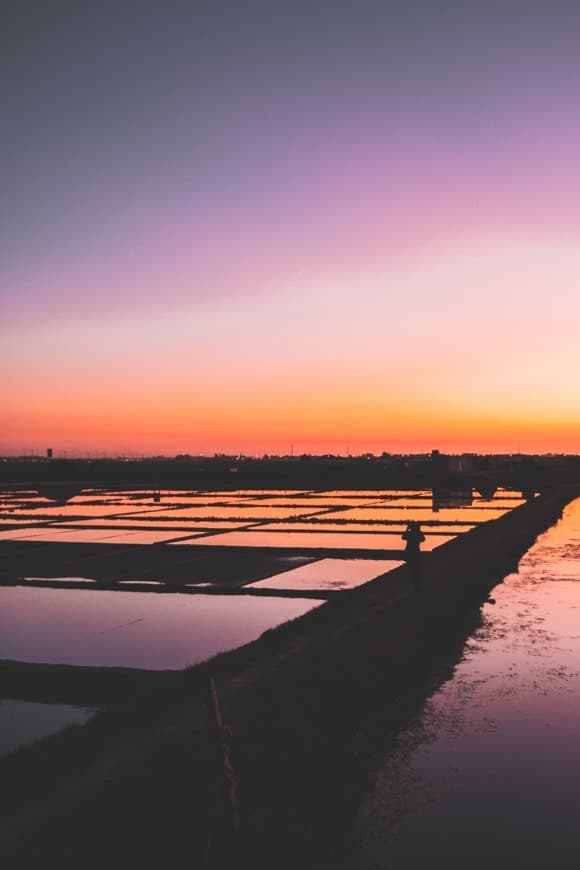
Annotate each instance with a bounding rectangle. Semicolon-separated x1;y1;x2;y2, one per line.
209;677;241;834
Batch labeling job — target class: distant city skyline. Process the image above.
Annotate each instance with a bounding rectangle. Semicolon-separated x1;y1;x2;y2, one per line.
1;440;576;459
3;2;580;454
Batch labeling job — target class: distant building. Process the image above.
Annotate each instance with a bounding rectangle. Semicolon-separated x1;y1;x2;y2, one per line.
447;454;473;473
432;451;473;474
47;448;53;459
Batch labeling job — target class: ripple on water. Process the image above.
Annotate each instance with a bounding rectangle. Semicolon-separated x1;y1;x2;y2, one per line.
352;497;580;870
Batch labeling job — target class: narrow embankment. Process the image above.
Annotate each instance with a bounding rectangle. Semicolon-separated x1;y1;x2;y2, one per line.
0;660;176;706
0;487;575;868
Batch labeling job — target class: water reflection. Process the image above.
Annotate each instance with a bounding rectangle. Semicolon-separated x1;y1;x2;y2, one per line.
0;488;522;544
0;505;149;519
0;699;93;757
172;531;455;550
336;507;509;523
258;522;476;534
0;586;320;669
249;558;405;592
118;505;322;520
0;527;199;544
68;518;250;530
352;498;580;870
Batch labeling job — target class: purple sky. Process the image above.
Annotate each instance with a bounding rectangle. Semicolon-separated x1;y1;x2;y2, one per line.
2;1;580;454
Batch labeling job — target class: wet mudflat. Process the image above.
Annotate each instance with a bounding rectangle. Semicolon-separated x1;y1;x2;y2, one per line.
350;497;580;870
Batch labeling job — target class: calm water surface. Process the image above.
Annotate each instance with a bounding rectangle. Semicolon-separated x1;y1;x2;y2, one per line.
0;527;200;544
338;506;510;523
0;587;320;669
351;498;580;869
173;530;455;550
250;558;405;591
0;699;93;757
0;488;523;551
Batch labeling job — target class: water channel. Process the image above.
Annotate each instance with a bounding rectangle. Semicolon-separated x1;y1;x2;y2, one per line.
350;497;580;869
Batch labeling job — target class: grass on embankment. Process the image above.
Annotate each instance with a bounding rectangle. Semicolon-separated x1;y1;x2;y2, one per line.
0;487;576;868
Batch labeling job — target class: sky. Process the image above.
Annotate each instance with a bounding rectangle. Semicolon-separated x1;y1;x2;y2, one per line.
2;0;580;456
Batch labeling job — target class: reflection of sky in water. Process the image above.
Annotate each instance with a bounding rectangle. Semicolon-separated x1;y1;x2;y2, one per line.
471;499;525;508
320;491;429;498
123;504;322;520
68;518;250;530
0;487;520;555
0;586;319;669
68;494;256;505
118;505;322;520
258;522;475;534
353;497;580;870
249;558;405;591
0;527;200;544
336;507;509;522
172;531;455;550
0;699;93;757
0;505;150;518
230;497;384;507
0;518;59;525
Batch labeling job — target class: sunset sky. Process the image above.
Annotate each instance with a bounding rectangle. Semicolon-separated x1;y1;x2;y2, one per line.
3;1;580;455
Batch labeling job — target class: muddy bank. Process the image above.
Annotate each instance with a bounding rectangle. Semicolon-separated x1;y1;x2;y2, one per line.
0;660;175;706
0;487;575;868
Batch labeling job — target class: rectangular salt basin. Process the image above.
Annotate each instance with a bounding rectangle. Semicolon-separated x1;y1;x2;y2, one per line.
0;505;153;519
256;522;476;535
0;497;53;506
149;496;258;506
68;494;248;505
233;497;384;508
212;490;310;496
124;506;322;520
0;518;62;525
91;530;204;544
470;499;525;508
249;558;405;591
0;528;202;544
171;531;455;550
332;507;511;523
0;699;93;758
354;499;431;507
68;490;188;501
317;490;428;498
0;586;320;669
66;519;251;530
258;522;410;533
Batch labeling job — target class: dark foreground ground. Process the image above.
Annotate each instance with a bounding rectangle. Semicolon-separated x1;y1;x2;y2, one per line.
0;486;575;869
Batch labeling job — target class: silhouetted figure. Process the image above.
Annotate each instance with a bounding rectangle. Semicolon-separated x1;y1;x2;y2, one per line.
402;520;425;561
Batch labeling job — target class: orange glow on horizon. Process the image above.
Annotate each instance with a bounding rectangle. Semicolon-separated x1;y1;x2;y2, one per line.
3;234;580;456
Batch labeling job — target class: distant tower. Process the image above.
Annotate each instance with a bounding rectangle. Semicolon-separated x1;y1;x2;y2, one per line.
47;448;53;459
